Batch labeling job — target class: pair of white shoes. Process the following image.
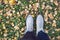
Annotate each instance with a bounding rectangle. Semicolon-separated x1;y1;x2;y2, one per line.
25;14;44;35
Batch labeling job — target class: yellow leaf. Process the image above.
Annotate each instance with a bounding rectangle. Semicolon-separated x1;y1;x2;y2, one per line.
9;0;16;5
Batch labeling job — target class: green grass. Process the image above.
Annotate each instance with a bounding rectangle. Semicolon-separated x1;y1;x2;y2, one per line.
0;0;60;40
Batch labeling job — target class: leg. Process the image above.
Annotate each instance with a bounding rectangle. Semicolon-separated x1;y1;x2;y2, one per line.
21;15;36;40
37;31;50;40
36;15;50;40
21;31;36;40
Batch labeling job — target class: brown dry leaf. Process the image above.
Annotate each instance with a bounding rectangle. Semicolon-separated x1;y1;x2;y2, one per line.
52;37;55;40
17;12;20;17
14;25;19;30
54;0;58;6
32;4;37;11
52;20;56;27
20;27;25;35
6;21;9;24
0;19;2;22
29;4;32;9
32;3;39;11
5;7;10;12
35;3;39;8
4;33;7;37
4;29;8;33
31;11;34;14
20;11;24;15
50;0;53;2
44;10;48;21
2;24;6;29
44;17;48;22
46;5;52;9
0;0;2;3
13;37;17;40
52;23;56;27
4;13;7;17
36;0;40;2
57;36;60;40
0;10;3;13
32;14;35;17
25;6;28;9
24;9;29;14
54;11;57;16
55;29;60;31
29;0;33;3
3;0;9;4
21;9;29;15
11;22;14;26
29;4;32;10
45;10;48;16
3;38;7;40
21;27;25;32
42;2;45;9
53;20;56;23
45;29;48;33
48;13;54;19
6;11;12;17
17;1;21;5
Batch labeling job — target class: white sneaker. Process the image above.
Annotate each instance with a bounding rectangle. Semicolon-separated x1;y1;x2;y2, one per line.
25;15;33;33
36;15;44;35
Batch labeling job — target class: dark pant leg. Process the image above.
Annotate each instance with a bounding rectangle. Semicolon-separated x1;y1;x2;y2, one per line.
37;31;50;40
21;31;36;40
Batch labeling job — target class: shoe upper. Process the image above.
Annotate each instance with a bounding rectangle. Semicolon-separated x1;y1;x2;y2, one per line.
36;15;44;35
25;15;33;33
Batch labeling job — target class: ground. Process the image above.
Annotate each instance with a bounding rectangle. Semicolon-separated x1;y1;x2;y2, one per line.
0;0;60;40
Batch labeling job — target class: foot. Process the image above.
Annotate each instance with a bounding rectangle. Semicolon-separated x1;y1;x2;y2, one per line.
25;15;33;33
36;15;44;35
